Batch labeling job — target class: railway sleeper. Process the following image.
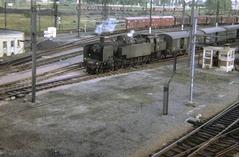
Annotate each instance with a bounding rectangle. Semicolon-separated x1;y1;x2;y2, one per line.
220;115;239;122
194;133;212;141
204;146;221;153
184;140;201;148
169;147;185;154
200;129;219;136
219;138;238;145
195;151;214;157
176;145;189;151
213;142;233;149
196;131;214;139
178;143;195;150
223;111;239;117
187;137;206;144
216;119;236;125
204;126;223;133
162;149;180;157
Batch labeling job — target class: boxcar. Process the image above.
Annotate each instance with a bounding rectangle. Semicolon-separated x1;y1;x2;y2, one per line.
198;16;207;25
125;16;175;30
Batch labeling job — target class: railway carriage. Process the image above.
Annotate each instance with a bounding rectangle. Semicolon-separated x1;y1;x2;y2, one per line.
198;27;227;45
160;31;190;56
223;25;239;42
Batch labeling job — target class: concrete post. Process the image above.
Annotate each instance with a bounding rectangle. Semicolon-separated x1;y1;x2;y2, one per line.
163;83;169;115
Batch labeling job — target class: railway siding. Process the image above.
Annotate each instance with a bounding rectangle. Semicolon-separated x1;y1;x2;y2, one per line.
150;101;239;157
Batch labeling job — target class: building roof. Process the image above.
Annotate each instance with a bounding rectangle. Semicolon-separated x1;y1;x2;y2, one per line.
199;27;226;34
0;29;24;36
222;24;239;30
160;31;190;39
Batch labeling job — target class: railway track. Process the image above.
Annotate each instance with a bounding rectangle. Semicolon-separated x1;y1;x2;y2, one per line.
0;55;188;101
0;36;98;67
10;50;83;73
0;63;84;94
150;101;239;157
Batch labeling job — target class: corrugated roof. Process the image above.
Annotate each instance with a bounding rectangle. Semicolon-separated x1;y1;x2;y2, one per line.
222;25;239;30
160;31;190;39
199;27;226;34
0;29;24;36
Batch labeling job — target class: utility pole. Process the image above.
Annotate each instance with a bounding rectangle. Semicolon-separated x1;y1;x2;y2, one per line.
53;0;58;28
189;0;198;104
4;1;7;29
149;0;153;34
31;0;37;103
77;0;81;37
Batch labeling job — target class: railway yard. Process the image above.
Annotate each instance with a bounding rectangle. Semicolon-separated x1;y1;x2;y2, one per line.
0;49;238;157
0;28;238;157
0;1;239;156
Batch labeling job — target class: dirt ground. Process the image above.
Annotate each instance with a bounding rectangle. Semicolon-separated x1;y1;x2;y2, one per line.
0;62;238;157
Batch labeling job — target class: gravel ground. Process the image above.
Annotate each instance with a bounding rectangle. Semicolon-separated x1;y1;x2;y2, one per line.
0;62;238;157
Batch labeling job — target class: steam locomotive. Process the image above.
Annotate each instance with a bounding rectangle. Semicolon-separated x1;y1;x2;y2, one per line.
84;25;239;74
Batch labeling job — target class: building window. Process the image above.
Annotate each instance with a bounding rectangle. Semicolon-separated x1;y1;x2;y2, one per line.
11;41;15;47
3;41;7;49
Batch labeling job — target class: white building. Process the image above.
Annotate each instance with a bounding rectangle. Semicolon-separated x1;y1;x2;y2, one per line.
0;29;25;57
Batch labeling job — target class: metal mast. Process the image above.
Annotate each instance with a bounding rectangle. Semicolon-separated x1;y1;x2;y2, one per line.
54;0;58;28
189;0;198;103
216;0;219;26
4;1;7;29
149;0;153;34
38;5;41;37
77;0;81;37
182;0;186;30
31;0;37;103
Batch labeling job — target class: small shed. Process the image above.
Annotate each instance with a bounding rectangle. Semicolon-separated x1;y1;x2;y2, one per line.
0;29;25;57
202;46;235;72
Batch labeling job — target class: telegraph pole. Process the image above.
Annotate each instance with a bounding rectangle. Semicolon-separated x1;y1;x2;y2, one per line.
149;0;153;34
4;1;7;29
189;0;198;103
31;0;37;103
77;0;81;37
